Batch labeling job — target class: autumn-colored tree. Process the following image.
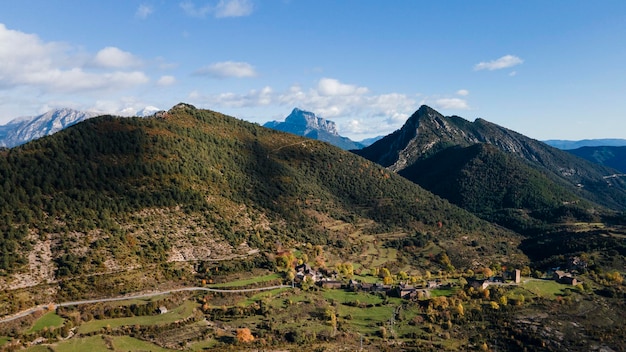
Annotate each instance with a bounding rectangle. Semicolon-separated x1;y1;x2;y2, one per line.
236;328;255;343
457;303;464;316
482;267;494;278
379;267;391;279
482;289;490;299
458;277;468;287
337;262;354;278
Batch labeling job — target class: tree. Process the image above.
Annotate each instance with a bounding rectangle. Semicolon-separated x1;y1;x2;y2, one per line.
458;277;468;287
236;328;255;343
482;267;493;278
457;303;464;316
379;267;391;279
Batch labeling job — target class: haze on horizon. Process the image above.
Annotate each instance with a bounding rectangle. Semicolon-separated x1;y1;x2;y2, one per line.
0;1;625;141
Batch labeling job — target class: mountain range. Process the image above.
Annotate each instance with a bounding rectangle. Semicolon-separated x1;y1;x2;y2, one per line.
0;108;99;148
0;107;164;148
544;138;626;150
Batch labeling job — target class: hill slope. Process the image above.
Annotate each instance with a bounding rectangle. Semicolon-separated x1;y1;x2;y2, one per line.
0;103;522;297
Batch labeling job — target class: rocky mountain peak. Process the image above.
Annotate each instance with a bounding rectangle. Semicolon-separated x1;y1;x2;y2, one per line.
283;108;339;136
263;108;364;150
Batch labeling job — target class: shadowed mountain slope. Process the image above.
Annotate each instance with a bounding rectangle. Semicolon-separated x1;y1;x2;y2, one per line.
355;105;626;232
567;146;626;174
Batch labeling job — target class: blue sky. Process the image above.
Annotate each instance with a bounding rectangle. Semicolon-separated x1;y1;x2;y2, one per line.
1;1;625;140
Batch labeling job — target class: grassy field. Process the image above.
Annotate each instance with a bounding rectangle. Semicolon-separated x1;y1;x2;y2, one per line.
521;279;570;297
322;289;384;305
243;287;291;306
27;311;65;333
111;336;176;352
430;287;459;297
51;335;109;352
22;345;52;352
189;338;219;351
37;335;176;352
337;304;394;334
207;273;282;288
77;300;197;334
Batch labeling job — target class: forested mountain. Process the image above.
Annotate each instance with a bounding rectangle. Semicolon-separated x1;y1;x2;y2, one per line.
355;105;626;233
0;103;521;293
567;146;626;173
264;108;365;150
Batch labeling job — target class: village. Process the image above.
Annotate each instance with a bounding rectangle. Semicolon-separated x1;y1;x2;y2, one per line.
290;255;586;300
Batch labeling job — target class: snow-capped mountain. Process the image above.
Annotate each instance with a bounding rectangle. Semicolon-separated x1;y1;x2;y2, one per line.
136;106;162;117
263;108;365;150
0;106;165;148
0;108;99;148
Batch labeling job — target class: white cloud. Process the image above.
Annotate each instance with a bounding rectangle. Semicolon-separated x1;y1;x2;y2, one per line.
433;98;470;110
456;89;469;96
180;0;253;18
189;78;417;138
157;75;176;86
94;47;142;68
0;24;149;94
180;1;212;17
135;4;154;19
89;96;154;116
317;78;368;96
215;0;253;18
474;55;523;71
155;57;178;70
194;61;257;78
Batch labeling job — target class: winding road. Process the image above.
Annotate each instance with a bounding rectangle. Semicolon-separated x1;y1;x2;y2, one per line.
0;284;291;324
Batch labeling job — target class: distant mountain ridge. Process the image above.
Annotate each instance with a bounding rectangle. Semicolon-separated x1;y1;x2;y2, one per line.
263;108;365;150
544;139;626;150
0;107;164;148
0;108;99;148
